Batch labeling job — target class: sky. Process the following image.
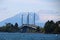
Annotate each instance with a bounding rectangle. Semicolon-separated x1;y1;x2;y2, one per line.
0;0;60;23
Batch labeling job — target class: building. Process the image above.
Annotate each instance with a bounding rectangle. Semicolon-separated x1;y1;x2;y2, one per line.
20;24;37;33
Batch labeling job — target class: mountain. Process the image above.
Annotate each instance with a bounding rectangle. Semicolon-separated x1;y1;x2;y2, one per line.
0;13;44;27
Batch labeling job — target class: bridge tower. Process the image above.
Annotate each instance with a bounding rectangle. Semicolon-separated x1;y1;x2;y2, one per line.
21;14;23;25
34;13;35;25
27;12;29;25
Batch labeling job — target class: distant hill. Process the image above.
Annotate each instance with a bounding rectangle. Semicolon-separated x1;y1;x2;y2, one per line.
0;13;44;27
0;13;21;26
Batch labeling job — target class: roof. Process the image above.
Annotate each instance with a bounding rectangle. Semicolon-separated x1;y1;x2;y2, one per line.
20;24;38;29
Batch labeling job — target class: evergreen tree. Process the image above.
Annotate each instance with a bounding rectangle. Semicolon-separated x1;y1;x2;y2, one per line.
44;20;55;33
14;23;19;31
36;26;40;33
15;23;18;28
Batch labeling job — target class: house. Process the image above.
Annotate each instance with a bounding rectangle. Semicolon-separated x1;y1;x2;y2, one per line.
20;24;37;33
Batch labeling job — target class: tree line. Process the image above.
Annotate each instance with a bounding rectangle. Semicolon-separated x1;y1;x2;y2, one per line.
44;20;60;34
0;23;19;32
0;20;60;34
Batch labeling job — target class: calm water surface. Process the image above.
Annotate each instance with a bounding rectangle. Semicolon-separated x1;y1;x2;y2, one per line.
0;33;60;40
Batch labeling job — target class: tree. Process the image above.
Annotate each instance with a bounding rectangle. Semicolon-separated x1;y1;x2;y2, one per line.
14;23;19;31
15;23;18;28
44;20;55;33
5;23;14;32
36;26;40;33
0;23;19;32
44;20;50;33
44;20;60;34
54;21;60;34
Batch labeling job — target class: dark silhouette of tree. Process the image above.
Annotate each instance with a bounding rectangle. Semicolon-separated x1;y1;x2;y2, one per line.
44;20;55;33
44;20;50;33
14;23;19;31
44;20;60;34
14;23;18;29
0;23;19;32
36;26;40;33
5;23;14;32
15;23;18;28
54;21;60;34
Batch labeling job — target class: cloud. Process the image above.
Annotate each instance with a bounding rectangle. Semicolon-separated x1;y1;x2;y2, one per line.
0;0;60;22
35;10;60;23
35;15;60;23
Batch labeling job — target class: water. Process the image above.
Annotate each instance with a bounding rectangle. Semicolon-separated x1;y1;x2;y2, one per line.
0;33;60;40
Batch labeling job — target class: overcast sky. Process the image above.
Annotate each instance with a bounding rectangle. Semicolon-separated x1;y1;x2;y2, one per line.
0;0;60;23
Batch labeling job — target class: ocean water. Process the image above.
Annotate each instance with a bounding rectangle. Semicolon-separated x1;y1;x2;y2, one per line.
0;33;60;40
